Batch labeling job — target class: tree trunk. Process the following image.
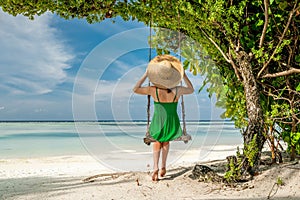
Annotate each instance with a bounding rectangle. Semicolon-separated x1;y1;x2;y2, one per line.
237;51;266;174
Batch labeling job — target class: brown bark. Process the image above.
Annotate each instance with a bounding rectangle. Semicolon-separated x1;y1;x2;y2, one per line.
270;134;276;164
236;51;266;173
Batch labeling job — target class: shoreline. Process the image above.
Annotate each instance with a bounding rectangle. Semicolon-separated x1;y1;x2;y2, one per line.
0;154;231;179
0;144;243;179
0;153;299;200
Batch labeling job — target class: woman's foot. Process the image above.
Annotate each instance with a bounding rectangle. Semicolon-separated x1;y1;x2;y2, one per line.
160;167;166;177
152;169;159;181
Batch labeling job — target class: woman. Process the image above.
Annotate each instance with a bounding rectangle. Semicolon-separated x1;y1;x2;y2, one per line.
133;66;194;181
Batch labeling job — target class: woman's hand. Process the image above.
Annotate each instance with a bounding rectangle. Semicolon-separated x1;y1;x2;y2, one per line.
180;71;194;95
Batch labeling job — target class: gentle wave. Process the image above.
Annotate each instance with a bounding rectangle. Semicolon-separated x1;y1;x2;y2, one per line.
0;121;242;160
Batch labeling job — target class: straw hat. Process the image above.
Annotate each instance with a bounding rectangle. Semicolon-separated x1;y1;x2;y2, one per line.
147;55;184;89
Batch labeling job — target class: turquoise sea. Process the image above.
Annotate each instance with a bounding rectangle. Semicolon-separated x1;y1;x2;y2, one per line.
0;121;243;171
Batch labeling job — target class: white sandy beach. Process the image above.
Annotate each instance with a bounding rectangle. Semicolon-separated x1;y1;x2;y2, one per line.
0;152;299;200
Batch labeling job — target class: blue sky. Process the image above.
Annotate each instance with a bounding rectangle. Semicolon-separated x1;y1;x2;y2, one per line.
0;9;224;121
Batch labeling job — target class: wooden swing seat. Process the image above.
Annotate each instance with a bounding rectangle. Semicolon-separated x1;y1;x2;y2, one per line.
143;130;192;145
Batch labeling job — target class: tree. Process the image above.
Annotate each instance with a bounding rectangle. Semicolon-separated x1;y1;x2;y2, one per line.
1;0;299;173
263;72;300;162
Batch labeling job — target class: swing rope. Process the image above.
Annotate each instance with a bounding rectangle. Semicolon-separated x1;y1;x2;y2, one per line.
178;12;189;144
143;6;191;145
144;13;152;144
176;6;191;144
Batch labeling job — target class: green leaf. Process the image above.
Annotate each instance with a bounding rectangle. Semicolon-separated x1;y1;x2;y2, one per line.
193;69;197;76
242;26;249;33
256;19;264;27
295;55;300;63
279;2;288;10
183;60;190;70
198;77;208;93
296;83;300;92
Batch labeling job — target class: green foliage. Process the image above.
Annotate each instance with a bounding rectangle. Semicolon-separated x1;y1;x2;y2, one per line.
218;86;248;128
225;136;261;182
244;134;259;167
282;131;300;155
263;77;300;158
276;177;284;186
150;27;226;102
224;157;241;183
295;55;300;63
270;103;291;118
296;83;300;92
224;147;243;183
216;76;248;128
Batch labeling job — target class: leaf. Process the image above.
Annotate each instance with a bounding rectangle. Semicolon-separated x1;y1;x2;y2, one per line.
256;19;264;27
295;55;300;63
242;26;249;33
193;69;197;75
198;77;208;93
296;83;300;92
278;2;288;10
183;60;190;70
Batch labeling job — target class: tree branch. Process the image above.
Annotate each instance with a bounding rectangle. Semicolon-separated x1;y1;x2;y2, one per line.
262;68;300;78
257;2;298;78
200;28;230;63
228;47;242;81
267;93;291;103
259;0;269;48
199;28;243;81
274;120;293;125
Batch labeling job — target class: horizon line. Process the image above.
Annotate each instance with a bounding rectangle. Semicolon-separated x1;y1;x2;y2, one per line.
0;119;231;123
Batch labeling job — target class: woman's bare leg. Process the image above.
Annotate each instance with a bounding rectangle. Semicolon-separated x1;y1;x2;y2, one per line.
152;142;162;181
160;142;169;177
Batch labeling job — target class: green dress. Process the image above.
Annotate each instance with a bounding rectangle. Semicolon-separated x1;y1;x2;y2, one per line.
149;87;182;142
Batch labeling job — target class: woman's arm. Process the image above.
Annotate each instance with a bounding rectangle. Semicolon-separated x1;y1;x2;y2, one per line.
179;72;194;95
133;72;151;95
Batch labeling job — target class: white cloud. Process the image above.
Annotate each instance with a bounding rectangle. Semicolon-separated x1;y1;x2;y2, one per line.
112;60;135;76
96;79;134;101
95;66;146;101
0;10;74;95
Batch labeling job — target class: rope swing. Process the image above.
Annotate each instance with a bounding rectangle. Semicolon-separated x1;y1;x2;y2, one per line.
143;8;192;145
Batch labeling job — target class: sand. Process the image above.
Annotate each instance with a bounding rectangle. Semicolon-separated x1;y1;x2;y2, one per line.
0;154;299;200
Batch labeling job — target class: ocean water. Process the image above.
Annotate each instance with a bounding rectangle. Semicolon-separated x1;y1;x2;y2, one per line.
0;121;243;171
